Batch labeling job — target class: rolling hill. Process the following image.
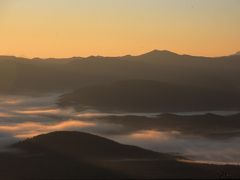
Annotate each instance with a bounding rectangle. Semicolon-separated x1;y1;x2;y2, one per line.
58;80;240;112
0;131;238;179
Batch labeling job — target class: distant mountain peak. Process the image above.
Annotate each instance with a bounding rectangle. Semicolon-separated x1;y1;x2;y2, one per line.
141;50;178;57
234;51;240;56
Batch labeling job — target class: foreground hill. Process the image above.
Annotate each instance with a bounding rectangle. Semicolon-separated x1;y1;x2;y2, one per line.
0;50;240;94
0;131;239;179
13;131;171;160
58;80;240;112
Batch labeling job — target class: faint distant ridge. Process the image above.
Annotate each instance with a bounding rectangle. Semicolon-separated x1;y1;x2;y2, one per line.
139;49;179;58
233;51;240;56
0;50;239;60
0;49;240;94
0;50;185;61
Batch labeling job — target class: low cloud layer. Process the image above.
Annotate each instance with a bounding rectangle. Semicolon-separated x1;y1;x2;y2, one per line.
0;95;240;164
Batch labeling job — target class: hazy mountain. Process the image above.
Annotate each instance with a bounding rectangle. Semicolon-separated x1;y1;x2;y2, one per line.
0;50;239;94
58;80;240;112
0;131;237;179
234;51;240;56
97;113;240;139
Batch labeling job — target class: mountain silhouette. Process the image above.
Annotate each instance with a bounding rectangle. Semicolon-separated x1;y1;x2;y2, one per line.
13;131;172;160
0;50;239;94
0;131;237;179
58;80;240;112
138;49;179;59
234;51;240;56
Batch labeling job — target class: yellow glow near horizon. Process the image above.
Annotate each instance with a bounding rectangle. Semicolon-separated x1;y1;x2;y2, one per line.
0;120;96;139
0;0;240;58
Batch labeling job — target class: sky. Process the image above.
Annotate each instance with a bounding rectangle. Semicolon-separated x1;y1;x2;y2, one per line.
0;0;239;58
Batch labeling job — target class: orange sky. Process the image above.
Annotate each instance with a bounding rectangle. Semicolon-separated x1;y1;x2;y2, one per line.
0;0;239;58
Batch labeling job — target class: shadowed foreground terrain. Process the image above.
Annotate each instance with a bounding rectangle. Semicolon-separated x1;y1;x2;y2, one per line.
0;131;239;179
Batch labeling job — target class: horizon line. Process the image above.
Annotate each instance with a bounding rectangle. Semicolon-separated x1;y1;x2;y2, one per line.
0;49;238;60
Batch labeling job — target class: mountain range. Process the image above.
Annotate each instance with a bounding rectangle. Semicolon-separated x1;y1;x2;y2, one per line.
0;50;240;94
